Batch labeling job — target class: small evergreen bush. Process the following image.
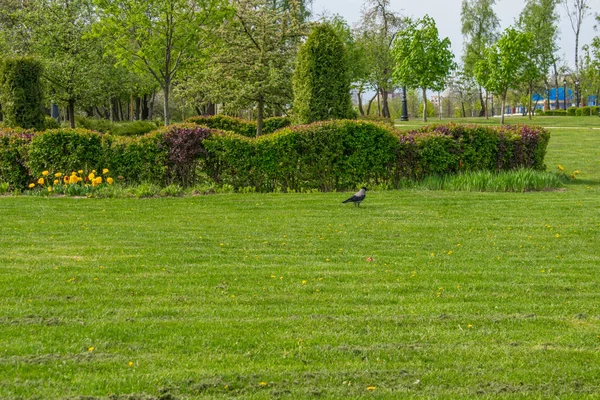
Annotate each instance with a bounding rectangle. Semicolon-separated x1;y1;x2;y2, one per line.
567;107;577;116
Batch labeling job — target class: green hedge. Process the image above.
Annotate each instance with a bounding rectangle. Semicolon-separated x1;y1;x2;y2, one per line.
0;57;45;130
0;128;34;189
539;107;598;116
76;116;158;136
186;115;291;137
204;120;398;191
0;120;551;192
28;128;105;177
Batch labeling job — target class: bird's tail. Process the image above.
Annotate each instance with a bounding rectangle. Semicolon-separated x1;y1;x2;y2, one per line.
342;199;351;203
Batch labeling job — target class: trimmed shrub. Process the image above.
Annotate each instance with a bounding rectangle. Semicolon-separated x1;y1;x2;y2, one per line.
0;120;551;193
44;116;61;130
186;115;291;137
567;106;577;116
262;117;293;134
159;124;212;186
204;120;397;191
358;115;394;126
103;132;167;185
544;109;567;116
187;115;256;137
0;128;34;189
76;116;157;136
0;57;45;130
28;128;104;177
534;109;545;116
292;24;354;124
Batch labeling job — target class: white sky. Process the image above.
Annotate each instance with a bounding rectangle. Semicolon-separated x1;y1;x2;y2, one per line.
311;0;600;72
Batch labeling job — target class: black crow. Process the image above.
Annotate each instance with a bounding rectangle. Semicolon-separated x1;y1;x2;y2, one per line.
342;187;368;206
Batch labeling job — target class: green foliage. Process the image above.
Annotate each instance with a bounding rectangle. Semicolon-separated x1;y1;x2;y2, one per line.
103;132;167;185
0;128;34;189
76;116;157;136
28;128;105;177
200;0;304;136
0;120;551;193
0;57;45;130
567;106;578;116
461;0;500;76
542;109;567;116
474;27;534;123
94;0;228;126
204;120;398;191
44;117;61;130
187;115;291;137
392;15;456;93
403;168;563;192
292;24;354;124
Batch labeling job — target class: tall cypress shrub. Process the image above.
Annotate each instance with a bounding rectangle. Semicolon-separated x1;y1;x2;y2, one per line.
292;24;354;124
0;57;45;130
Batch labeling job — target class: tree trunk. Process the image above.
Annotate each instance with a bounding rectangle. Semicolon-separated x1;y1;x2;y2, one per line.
119;100;124;122
135;97;141;121
257;94;264;137
485;91;489;119
553;61;559;110
366;93;377;116
501;93;506;124
141;95;149;120
422;87;428;122
149;90;156;120
461;101;466;118
376;87;381;117
163;83;170;126
358;89;365;116
67;99;75;128
381;89;390;118
478;87;485;117
528;82;533;120
206;101;216;116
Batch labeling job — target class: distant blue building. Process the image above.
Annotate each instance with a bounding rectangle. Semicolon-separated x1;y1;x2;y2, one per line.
532;88;573;109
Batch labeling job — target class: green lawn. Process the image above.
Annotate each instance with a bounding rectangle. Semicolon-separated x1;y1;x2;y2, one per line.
396;115;600;130
1;120;600;399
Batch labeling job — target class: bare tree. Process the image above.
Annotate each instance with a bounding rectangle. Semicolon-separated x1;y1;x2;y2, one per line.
563;0;590;81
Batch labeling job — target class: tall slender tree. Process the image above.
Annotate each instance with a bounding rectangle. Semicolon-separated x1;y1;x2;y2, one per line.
562;0;590;105
392;16;456;122
357;0;403;118
517;0;560;118
474;27;533;124
461;0;500;117
204;0;305;136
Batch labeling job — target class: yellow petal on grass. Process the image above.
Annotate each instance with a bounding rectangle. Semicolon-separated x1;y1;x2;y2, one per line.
558;164;564;171
259;382;267;386
128;361;134;367
28;183;35;188
88;346;94;352
366;386;376;391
